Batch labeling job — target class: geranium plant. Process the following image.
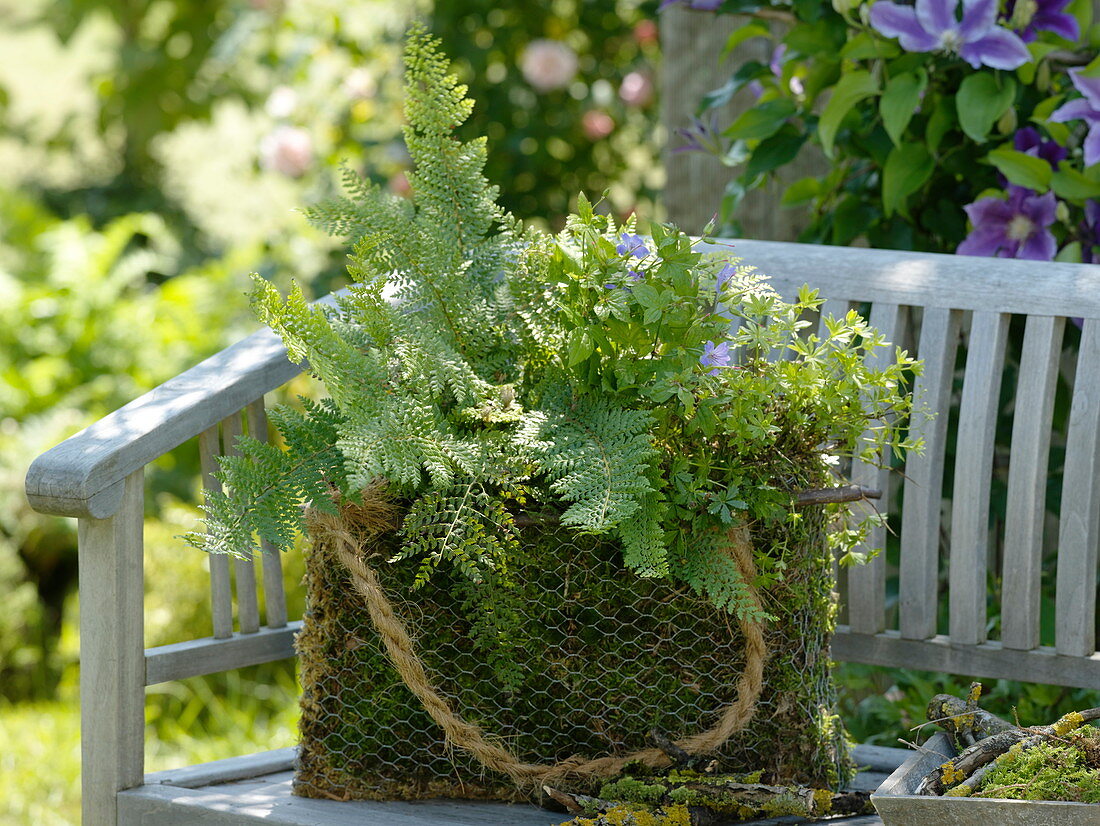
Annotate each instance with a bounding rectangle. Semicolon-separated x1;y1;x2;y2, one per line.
668;0;1100;261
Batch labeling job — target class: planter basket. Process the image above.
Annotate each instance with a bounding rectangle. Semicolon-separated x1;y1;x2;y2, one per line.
293;495;851;802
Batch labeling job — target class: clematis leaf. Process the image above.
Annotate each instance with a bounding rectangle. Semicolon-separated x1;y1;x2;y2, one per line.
987;146;1052;192
723;98;798;141
818;69;880;157
1051;166;1100;200
883;142;933;217
957;73;1017;142
880;69;928;146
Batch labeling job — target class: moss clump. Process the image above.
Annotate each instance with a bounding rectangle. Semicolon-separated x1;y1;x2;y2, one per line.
974;726;1100;802
572;803;693;826
294;504;852;801
598;778;668;804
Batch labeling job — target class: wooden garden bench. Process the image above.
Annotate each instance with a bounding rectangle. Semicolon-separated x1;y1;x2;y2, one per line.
25;240;1100;825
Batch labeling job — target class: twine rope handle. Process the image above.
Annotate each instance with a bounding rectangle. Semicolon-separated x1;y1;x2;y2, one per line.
309;510;768;788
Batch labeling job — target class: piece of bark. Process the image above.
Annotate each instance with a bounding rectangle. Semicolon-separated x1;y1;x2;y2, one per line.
926;693;1019;742
917;730;1032;795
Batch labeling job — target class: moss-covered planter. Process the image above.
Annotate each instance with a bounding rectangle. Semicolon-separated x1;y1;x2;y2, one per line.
293;502;852;802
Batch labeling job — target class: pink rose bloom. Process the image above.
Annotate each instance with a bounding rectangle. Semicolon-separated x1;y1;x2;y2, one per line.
259;126;313;177
520;39;578;93
619;72;653;107
582;110;614;141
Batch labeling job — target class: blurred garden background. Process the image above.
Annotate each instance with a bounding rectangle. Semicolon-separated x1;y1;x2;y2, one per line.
3;0;1099;822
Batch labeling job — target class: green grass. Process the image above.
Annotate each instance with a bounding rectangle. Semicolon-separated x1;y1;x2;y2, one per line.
0;664;300;826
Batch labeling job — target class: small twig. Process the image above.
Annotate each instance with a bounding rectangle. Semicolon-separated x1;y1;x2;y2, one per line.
650;729;692;766
793;485;881;507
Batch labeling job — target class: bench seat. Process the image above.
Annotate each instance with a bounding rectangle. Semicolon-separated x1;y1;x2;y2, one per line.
118;745;907;825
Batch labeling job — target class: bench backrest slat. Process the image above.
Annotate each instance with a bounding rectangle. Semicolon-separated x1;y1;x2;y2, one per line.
247;397;289;630
1002;315;1065;651
846;300;902;636
899;307;962;641
221;412;262;636
1056;319;1100;657
199;424;235;641
948;310;1009;646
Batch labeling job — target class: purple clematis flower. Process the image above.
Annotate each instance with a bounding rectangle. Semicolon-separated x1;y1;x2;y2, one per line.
870;0;1030;70
700;340;732;376
617;232;650;258
1004;0;1079;43
1013;126;1067;166
674;113;723;154
957;185;1057;260
1082;200;1100;264
1050;67;1100;168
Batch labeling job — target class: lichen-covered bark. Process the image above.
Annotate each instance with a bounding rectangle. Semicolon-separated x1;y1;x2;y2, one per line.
294;504;851;801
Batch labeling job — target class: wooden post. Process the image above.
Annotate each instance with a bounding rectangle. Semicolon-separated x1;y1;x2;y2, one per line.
77;469;145;825
659;7;822;239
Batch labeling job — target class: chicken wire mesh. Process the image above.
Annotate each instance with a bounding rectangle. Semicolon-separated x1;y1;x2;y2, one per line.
294;508;850;802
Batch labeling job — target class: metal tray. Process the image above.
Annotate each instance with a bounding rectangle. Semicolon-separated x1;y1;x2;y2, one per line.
870;732;1100;826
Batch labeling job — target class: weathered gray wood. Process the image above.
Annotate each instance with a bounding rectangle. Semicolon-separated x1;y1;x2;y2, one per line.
1001;315;1064;651
246;398;288;629
696;240;1100;319
78;469;145;826
199;425;233;641
1056;319;1100;657
874;733;954;797
222;413;260;634
850;744;910;774
118;775;564;826
25;327;301;519
833;627;1100;691
949;311;1009;646
848;302;903;635
144;622;301;686
899;307;961;640
145;748;296;788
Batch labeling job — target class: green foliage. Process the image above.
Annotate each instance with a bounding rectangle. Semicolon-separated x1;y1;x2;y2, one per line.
196;28;917;634
429;1;661;226
976;727;1100;801
684;1;1099;259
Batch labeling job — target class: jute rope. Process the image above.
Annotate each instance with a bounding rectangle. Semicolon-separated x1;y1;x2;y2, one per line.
307;509;768;788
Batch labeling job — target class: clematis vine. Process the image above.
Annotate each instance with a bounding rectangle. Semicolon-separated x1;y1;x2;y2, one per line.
870;0;1030;69
1050;67;1100;168
700;340;732;375
673;113;723;155
957;185;1057;260
1004;0;1079;43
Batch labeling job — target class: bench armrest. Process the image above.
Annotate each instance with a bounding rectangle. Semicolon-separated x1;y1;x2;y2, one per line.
25;326;302;519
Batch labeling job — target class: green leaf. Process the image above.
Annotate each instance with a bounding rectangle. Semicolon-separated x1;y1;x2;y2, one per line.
567;327;593;366
780;176;821;207
818;70;879;157
744;126;807;179
1051;165;1100;200
925;98;955;154
1055;242;1082;263
956;73;1016;143
723;98;797;142
880;69;927;146
723;22;771;57
840;31;900;60
699;61;769;113
882;142;933;217
987;146;1052;192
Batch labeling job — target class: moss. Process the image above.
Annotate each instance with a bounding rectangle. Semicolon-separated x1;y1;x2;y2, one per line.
975;726;1100;802
944;784;972;797
811;786;834;813
598;778;667;804
939;760;966;785
294;506;852;801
